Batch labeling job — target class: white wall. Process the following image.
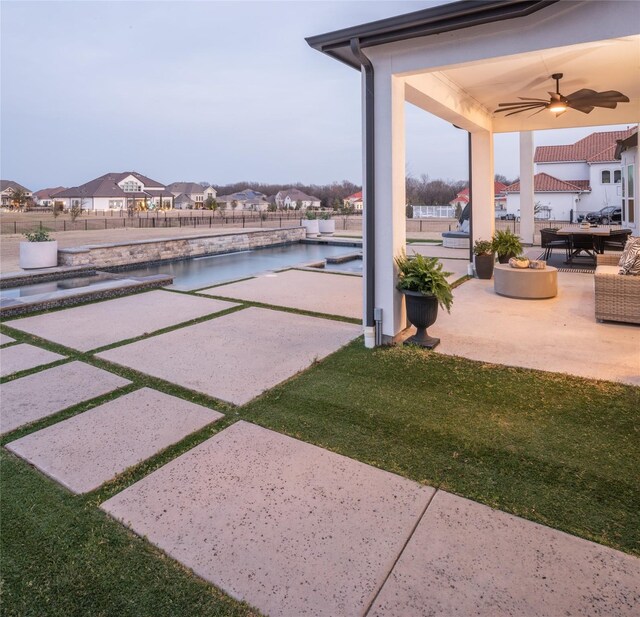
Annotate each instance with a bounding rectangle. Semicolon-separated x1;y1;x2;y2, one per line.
506;192;577;221
584;163;622;211
536;162;588;180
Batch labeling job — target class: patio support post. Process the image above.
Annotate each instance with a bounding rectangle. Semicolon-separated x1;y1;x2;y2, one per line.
470;129;495;245
519;131;535;244
373;70;406;342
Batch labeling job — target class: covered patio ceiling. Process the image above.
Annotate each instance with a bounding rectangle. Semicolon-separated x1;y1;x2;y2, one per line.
404;35;640;133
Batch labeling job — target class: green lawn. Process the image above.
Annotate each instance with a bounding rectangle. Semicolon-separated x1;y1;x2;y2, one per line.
242;342;640;555
1;328;638;616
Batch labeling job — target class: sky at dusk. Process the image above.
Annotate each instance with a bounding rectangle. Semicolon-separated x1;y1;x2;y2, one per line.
1;0;632;191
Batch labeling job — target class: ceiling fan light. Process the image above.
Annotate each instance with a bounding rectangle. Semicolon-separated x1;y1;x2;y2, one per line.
548;102;567;113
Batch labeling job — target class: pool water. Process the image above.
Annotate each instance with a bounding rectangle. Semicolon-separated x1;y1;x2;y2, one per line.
1;273;120;300
119;242;360;290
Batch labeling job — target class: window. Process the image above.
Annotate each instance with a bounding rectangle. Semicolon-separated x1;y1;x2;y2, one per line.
601;170;611;184
108;200;123;209
121;181;142;192
614;170;621;183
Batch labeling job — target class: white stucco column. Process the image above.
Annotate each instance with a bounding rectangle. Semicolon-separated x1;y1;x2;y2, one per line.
470;129;495;244
519;131;535;244
368;71;406;342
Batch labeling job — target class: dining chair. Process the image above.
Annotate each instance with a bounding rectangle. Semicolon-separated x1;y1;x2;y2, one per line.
540;228;570;261
602;229;632;252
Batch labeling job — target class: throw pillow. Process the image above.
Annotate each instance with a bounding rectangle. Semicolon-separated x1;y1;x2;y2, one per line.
618;236;639;267
618;237;640;275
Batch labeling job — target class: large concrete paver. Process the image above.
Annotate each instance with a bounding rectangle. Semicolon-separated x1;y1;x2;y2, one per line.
8;290;237;351
0;361;131;435
6;388;223;493
102;421;434;617
0;333;15;345
201;269;362;319
97;307;361;405
0;343;65;377
369;491;640;617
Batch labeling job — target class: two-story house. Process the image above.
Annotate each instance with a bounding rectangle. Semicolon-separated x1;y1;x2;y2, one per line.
55;171;174;211
1;180;33;208
504;128;636;221
168;182;217;210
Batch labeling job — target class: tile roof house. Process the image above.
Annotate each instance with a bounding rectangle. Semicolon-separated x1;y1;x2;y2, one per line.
1;180;32;208
504;128;636;221
450;182;507;212
274;188;321;210
344;191;363;211
167;182;217;210
55;172;174;211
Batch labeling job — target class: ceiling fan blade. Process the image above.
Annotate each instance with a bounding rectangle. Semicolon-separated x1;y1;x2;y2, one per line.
497;101;544;107
555;110;567;117
505;107;542;117
527;106;547;118
567;102;594;114
517;97;549;102
564;88;598;100
495;104;545;114
595;91;630;102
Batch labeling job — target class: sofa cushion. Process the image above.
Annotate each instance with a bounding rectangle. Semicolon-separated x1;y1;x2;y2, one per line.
597;265;622;275
618;236;640;275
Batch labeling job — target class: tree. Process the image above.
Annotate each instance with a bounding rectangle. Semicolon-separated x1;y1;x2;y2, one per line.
9;188;28;210
203;196;218;212
70;199;84;222
495;174;510;185
267;202;277;212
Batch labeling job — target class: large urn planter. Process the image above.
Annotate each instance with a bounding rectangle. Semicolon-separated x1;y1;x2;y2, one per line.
402;290;441;349
474;253;495;279
301;219;319;238
318;219;335;236
19;240;58;269
497;252;517;264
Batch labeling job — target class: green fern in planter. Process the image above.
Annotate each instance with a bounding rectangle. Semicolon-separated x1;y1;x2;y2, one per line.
491;229;522;258
395;251;453;312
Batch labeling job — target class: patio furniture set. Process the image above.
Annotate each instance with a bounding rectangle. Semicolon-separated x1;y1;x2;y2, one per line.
540;226;632;265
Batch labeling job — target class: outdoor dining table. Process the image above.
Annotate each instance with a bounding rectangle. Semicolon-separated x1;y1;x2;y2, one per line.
556;226;618;264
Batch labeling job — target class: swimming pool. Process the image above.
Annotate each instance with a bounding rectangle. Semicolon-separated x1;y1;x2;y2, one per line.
118;242;361;290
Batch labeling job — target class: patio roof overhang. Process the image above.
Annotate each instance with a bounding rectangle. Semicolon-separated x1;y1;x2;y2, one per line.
307;0;640;345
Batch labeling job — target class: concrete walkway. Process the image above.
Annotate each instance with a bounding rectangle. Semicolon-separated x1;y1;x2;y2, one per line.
103;421;640;617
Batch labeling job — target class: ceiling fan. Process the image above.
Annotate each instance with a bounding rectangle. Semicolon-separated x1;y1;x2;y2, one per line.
494;73;630;117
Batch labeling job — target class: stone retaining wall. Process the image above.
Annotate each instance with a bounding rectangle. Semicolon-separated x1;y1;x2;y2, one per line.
58;227;305;268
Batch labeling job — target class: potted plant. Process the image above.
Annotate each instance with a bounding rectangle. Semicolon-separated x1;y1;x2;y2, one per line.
473;239;495;279
395;251;453;349
492;229;523;264
301;211;319;238
318;211;335;236
19;229;58;269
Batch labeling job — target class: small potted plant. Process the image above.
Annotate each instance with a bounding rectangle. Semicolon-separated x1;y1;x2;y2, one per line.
492;229;523;264
19;229;58;269
395;251;453;349
301;211;319;238
473;239;495;279
318;211;335;236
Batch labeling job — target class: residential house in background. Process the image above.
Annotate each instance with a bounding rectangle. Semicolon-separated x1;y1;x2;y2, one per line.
343;191;363;211
504;128;635;221
449;181;507;216
217;188;269;212
274;188;321;210
1;180;32;207
55;171;174;211
504;174;590;221
33;187;66;207
167;182;217;210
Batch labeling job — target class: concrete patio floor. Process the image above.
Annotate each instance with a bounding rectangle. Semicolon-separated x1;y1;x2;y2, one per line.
103;421;640;617
201;269;363;318
0;333;15;345
97;307;361;405
8;290;237;351
429;273;640;385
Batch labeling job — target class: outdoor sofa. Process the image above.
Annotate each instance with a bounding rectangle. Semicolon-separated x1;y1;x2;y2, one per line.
594;253;640;324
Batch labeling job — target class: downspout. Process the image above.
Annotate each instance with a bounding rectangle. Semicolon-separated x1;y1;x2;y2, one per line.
350;38;378;345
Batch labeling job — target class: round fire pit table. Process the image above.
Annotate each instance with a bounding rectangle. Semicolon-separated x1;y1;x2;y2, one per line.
494;263;558;299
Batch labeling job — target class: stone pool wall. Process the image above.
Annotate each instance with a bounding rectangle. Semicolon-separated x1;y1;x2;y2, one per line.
58;227;306;268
